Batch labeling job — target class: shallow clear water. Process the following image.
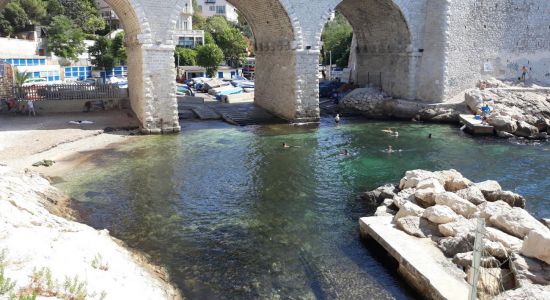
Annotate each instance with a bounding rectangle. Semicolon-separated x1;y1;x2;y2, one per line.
58;117;550;299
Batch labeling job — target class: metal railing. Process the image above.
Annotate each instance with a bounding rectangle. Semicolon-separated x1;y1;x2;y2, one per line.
13;84;128;101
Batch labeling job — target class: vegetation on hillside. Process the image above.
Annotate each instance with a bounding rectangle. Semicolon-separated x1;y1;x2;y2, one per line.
321;12;353;68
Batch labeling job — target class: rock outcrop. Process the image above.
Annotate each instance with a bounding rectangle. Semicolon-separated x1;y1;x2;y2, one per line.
363;169;549;299
0;167;182;300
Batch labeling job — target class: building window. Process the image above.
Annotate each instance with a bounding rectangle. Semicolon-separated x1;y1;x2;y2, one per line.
209;6;215;11
0;63;4;78
178;37;195;48
216;6;225;14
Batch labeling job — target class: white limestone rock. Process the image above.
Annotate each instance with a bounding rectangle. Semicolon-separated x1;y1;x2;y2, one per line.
493;285;550;300
516;121;539;138
510;253;550;287
437;234;474;257
422;205;459;224
375;205;396;217
394;201;425;220
467;268;515;299
455;186;486;205
399;169;439;190
483;239;508;259
438;217;477;237
395;216;440;238
434;192;479;218
487;114;518;133
491;207;550;239
478;200;512;223
521;230;550;265
475;180;502;197
485;226;523;252
434;169;472;192
465;89;484;112
453;252;499;268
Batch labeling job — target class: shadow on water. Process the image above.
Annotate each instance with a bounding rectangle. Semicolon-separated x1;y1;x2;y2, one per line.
58;118;549;299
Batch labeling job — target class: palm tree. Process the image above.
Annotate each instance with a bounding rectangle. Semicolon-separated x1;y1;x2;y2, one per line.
14;69;31;86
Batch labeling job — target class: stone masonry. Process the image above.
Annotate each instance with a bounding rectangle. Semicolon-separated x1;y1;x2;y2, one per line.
1;0;548;133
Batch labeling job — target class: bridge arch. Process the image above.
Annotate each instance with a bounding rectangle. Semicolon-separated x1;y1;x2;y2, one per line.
167;0;310;121
318;0;417;100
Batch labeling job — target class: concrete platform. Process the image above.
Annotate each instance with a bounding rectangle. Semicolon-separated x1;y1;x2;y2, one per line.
459;114;494;135
359;216;470;300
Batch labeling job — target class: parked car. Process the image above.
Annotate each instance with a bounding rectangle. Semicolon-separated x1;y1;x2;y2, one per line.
176;84;194;96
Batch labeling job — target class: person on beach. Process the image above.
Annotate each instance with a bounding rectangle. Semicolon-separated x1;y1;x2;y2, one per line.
27;100;36;117
521;66;528;82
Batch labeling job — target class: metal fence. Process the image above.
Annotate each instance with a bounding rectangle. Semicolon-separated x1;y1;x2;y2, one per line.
13;84;128;101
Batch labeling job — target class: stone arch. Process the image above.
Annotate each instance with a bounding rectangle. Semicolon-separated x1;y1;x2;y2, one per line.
167;0;308;121
318;0;416;99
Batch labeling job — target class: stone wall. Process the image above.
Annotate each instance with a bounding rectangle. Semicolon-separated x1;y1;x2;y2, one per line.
0;63;13;98
444;0;550;99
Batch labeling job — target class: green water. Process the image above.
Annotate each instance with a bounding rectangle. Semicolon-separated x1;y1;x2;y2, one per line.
57;117;550;299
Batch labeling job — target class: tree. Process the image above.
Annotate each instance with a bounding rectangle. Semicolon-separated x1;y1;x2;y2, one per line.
216;27;247;67
59;0;102;34
203;31;215;45
14;69;31;86
196;44;223;78
0;2;30;35
321;13;353;67
47;15;85;61
174;47;197;66
19;0;47;24
111;32;126;64
203;16;231;42
82;15;105;35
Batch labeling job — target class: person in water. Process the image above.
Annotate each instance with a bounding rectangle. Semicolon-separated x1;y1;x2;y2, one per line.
283;143;291;148
428;133;432;139
335;113;341;123
341;149;350;156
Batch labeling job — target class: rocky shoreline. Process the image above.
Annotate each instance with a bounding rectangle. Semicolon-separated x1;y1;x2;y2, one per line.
0;166;182;300
363;169;549;299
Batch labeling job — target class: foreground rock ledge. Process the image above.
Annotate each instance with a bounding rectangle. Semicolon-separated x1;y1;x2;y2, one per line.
361;169;549;300
0;167;182;300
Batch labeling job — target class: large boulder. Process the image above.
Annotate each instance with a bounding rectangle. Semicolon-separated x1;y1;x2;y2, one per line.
487;114;518;133
485;227;523;252
465;89;484;112
452;252;500;268
467;268;515;299
375;205;396;217
437;234;474;257
414;181;445;207
434;192;479;218
534;118;550;132
361;184;398;205
422;205;459;224
435;169;472;192
485;190;526;208
493;284;550;300
491;207;550;239
438;217;477;237
395;216;440;238
475;180;502;197
521;230;550;264
399;170;439;189
393;188;418;207
478;200;512;223
394;201;425;220
483;239;508;259
456;186;486;205
515;121;539;138
510;253;550;287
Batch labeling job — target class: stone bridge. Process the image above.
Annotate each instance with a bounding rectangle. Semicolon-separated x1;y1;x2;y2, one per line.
2;0;548;133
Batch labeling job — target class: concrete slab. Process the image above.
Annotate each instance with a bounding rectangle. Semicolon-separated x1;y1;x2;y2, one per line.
459;114;494;135
360;216;470;300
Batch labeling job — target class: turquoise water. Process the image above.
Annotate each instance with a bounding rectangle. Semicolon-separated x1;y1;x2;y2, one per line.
57;118;550;299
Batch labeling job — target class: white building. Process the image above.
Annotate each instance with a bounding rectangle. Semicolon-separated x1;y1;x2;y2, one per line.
174;0;204;48
195;0;238;23
95;0;121;30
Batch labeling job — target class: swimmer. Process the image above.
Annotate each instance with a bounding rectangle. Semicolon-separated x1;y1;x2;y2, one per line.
340;149;350;156
393;131;399;137
428;133;432;139
282;142;291;148
335;113;341;123
387;145;394;153
381;128;394;134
